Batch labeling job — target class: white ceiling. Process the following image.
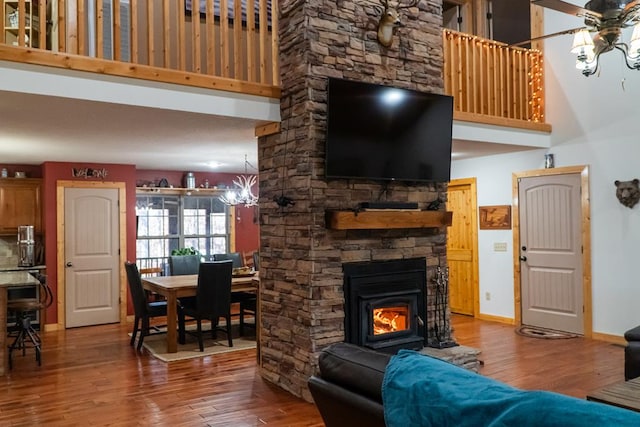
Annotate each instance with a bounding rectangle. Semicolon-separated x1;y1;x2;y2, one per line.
0;61;546;173
0;90;264;173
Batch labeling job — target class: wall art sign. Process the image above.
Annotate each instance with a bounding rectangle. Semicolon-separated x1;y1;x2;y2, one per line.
479;205;511;230
72;167;108;179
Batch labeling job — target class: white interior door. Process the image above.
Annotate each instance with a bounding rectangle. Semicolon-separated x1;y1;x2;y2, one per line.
518;173;583;334
64;187;120;328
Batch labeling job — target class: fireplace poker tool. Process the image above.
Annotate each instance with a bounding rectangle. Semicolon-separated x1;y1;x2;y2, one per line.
428;266;458;349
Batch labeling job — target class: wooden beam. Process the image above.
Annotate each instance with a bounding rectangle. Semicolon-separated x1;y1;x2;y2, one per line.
0;44;281;99
255;122;280;137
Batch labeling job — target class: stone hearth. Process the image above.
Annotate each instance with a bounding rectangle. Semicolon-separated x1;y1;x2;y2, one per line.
257;0;450;401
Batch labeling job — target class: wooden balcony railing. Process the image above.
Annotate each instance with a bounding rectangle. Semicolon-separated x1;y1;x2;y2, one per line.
443;29;549;132
0;0;279;98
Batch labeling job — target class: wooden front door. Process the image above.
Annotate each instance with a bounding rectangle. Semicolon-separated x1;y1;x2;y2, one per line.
64;187;121;327
447;178;478;316
518;173;584;334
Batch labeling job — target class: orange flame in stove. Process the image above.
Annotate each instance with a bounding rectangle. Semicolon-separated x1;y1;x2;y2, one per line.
373;306;409;335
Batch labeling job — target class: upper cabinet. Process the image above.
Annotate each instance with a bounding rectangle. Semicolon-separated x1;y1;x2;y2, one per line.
0;178;42;235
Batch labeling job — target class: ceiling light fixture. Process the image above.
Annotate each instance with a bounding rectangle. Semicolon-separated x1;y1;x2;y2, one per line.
219;155;259;208
571;25;640;76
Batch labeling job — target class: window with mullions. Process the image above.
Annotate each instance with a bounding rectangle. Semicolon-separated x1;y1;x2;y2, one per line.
135;194;231;271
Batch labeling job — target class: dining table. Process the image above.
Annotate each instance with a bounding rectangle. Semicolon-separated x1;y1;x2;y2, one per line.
141;273;259;354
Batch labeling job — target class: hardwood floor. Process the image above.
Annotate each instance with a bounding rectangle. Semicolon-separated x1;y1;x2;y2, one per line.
452;314;625;398
0;315;626;426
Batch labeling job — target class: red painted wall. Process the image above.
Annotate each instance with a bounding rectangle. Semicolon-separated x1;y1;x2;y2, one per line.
42;162;138;324
31;165;258;326
135;170;260;254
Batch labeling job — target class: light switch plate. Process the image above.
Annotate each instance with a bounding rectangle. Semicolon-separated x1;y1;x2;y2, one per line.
494;242;507;252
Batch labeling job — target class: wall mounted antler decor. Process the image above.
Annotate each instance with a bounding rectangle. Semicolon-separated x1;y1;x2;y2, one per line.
614;179;640;208
376;0;418;48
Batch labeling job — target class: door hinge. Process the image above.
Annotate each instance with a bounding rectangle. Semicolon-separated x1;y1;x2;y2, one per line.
457;15;463;24
486;12;492;20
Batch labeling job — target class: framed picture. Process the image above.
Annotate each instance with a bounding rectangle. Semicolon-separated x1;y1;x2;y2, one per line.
479;205;511;230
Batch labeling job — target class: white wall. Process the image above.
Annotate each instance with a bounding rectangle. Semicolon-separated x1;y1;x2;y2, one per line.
451;3;640;337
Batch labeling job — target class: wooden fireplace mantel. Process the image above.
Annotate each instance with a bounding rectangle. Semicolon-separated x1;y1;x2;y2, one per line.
325;210;453;230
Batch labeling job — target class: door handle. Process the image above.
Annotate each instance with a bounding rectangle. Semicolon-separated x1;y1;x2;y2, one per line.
66;262;73;267
519;256;527;262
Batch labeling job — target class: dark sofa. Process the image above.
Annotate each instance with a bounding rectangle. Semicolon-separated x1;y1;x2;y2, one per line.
308;342;389;427
309;342;640;427
624;325;640;380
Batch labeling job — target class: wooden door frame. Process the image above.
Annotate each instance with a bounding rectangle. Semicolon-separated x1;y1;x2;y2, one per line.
512;166;592;337
56;181;128;329
448;177;480;317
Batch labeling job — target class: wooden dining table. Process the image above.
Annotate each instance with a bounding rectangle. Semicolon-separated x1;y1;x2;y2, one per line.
141;273;259;353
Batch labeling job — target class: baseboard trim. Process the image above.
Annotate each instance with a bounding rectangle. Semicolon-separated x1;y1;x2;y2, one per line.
592;331;626;346
476;313;515;325
44;323;60;332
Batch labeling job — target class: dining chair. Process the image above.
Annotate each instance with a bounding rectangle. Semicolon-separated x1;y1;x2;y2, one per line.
252;251;259;271
169;255;201;275
212;252;243;268
177;260;234;351
239;295;256;336
124;261;169;351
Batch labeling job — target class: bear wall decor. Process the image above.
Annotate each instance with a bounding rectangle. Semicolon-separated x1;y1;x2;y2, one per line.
614;179;640;208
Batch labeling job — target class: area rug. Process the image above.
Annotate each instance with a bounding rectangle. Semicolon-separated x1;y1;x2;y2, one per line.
138;323;256;362
515;325;578;340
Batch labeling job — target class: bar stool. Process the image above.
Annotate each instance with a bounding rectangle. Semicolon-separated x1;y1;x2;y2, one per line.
7;274;53;369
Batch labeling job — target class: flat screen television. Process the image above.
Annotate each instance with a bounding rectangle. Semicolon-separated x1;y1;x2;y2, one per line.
325;78;453;183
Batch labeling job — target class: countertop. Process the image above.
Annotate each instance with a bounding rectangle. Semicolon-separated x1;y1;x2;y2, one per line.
0;265;45;272
0;271;40;286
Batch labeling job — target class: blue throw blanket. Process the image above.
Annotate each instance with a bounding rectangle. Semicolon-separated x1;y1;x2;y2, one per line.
382;350;640;427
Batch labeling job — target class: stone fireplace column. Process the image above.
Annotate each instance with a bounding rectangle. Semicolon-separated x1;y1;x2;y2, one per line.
258;0;449;401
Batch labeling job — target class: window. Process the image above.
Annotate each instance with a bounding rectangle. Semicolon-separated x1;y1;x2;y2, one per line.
135;193;231;272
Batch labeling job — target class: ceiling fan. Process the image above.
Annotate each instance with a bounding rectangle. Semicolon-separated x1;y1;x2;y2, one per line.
513;0;640;76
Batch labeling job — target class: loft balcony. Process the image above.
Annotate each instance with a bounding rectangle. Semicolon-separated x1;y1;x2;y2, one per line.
0;2;549;146
0;0;279;100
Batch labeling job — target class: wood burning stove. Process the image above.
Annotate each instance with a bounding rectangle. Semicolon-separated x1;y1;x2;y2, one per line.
343;258;427;354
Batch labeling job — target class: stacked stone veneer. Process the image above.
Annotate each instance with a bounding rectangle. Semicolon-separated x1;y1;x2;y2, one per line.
258;0;450;401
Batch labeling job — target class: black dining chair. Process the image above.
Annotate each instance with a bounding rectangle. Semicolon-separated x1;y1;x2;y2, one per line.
239;295;256;337
212;252;243;268
177;260;234;351
125;261;169;351
169;255;201;275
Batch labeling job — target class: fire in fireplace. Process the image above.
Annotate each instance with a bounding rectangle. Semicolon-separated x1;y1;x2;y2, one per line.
343;258;427;354
373;306;409;335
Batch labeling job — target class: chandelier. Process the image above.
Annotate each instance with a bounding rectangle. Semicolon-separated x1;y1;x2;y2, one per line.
571;25;640;76
219;155;259;207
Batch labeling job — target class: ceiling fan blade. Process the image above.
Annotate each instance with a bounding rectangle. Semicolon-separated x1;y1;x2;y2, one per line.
509;27;586;47
532;0;603;19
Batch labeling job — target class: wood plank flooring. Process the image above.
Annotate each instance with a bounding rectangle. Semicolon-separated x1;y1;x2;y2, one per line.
0;314;627;426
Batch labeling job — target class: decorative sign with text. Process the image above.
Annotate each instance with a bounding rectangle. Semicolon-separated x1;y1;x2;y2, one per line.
72;167;108;179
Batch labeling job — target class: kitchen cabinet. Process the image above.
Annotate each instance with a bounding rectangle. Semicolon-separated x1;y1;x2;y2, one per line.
3;0;40;48
0;178;42;235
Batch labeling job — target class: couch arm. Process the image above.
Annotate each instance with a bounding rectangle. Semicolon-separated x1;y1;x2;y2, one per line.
308;376;386;427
